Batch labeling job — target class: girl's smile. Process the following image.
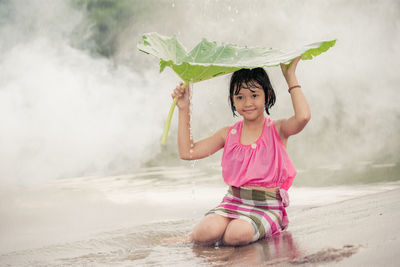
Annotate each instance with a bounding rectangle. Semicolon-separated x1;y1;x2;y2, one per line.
233;82;266;120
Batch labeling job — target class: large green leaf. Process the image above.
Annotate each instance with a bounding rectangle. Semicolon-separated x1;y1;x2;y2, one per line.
137;32;336;144
137;32;336;83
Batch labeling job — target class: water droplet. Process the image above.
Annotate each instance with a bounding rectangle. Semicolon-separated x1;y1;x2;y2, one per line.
188;82;195;160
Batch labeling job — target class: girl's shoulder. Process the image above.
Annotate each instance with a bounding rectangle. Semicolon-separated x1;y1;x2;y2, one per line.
272;118;282;128
220;126;231;138
216;121;241;143
212;126;230;143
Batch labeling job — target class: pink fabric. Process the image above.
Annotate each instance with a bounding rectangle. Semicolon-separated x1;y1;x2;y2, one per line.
221;117;297;191
279;189;290;207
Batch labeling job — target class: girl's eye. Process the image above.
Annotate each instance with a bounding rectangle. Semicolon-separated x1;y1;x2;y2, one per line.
235;96;243;100
252;94;258;98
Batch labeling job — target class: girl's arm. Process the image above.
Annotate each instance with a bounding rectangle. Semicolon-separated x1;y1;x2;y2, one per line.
277;57;311;140
172;83;228;160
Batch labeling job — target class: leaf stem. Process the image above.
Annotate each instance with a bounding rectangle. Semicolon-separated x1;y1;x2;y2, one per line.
161;81;187;145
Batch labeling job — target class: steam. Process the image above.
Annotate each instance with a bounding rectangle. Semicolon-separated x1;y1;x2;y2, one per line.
0;0;399;184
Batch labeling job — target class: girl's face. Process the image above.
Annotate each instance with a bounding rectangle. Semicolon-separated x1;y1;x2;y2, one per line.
233;81;266;121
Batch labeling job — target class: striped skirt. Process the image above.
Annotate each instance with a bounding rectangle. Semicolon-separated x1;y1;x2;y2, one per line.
206;186;289;242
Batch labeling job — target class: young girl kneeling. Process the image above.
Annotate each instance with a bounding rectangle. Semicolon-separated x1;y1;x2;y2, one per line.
171;56;310;246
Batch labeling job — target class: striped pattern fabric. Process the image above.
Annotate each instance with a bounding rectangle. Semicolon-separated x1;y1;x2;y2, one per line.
206;186;289;242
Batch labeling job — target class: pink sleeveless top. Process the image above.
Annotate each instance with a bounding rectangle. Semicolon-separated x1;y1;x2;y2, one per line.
221;117;297;191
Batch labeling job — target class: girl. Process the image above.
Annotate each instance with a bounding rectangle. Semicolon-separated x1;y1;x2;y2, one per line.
171;56;310;246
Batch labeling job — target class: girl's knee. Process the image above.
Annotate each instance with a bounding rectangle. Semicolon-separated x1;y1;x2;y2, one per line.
191;224;219;242
191;215;229;245
222;220;254;246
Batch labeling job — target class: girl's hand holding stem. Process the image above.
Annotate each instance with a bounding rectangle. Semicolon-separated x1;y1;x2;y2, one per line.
161;82;190;145
173;81;226;160
171;82;190;111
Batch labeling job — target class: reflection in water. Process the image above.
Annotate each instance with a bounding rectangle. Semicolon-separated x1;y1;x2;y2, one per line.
192;231;302;266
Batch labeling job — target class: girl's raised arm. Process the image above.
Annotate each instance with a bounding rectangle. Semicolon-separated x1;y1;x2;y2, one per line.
172;83;228;160
277;57;311;141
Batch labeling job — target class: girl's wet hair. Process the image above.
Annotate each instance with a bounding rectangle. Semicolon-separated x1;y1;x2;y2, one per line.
229;67;276;116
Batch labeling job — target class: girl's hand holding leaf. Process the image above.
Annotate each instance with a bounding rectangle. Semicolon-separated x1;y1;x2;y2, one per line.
280;56;301;86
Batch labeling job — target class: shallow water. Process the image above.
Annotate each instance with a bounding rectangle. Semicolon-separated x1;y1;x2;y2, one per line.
1;161;399;266
1;223;302;266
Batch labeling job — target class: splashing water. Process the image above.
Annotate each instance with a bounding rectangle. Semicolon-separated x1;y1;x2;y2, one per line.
1;0;399;185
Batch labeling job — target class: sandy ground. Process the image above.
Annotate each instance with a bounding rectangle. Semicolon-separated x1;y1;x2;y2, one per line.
280;187;400;266
0;184;399;266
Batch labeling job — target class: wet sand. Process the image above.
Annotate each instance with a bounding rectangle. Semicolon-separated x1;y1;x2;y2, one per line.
283;187;400;266
1;182;399;266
